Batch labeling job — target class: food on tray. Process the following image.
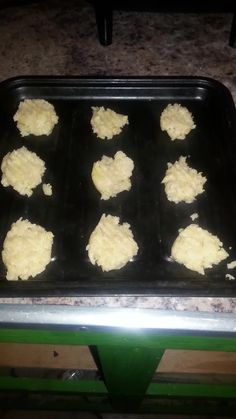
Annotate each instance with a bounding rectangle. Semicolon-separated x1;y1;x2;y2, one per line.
226;273;235;280
171;224;228;275
162;156;206;203
92;151;134;200
160;103;196;140
227;260;236;269
86;214;138;272
1;146;45;196
42;183;52;196
2;218;54;280
91;106;128;140
190;213;199;221
13;99;58;136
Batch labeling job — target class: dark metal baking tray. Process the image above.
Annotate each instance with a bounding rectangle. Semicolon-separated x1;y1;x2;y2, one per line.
0;76;235;297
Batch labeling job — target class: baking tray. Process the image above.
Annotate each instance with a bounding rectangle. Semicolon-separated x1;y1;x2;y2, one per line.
0;76;236;297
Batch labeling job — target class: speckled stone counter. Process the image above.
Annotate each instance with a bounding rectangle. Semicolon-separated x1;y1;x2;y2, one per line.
0;0;236;312
0;296;236;312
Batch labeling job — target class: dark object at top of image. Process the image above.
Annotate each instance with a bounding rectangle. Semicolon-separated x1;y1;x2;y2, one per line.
90;0;236;47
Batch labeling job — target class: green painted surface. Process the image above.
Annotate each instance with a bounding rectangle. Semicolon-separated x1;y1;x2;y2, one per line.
0;398;112;412
0;327;236;413
1;376;235;400
1;328;236;351
97;346;164;410
0;377;107;394
147;382;236;398
139;401;236;415
0;398;234;415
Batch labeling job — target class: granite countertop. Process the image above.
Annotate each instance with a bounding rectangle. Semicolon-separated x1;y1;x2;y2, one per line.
0;0;236;313
0;296;236;313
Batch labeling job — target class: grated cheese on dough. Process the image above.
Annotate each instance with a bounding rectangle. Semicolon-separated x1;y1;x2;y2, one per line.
91;106;128;140
14;99;58;137
1;146;45;197
171;224;228;275
2;218;54;280
162;156;206;203
160;103;196;140
86;214;138;272
91;151;134;200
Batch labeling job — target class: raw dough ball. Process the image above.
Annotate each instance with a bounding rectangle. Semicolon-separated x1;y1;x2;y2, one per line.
91;106;128;140
86;214;138;271
2;218;54;280
92;151;134;200
42;183;52;196
162;156;206;203
1;146;45;197
160;103;196;140
171;224;228;275
13;99;58;136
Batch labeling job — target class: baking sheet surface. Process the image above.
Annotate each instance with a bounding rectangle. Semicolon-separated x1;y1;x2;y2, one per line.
0;77;235;297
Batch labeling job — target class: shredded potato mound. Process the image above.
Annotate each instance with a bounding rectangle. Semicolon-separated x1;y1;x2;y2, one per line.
91;106;128;140
1;146;45;196
162;156;206;203
14;99;58;136
160;103;196;140
2;218;54;280
171;224;228;274
86;214;138;271
92;151;134;200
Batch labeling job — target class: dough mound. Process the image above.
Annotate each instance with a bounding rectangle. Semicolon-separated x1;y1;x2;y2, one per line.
2;218;54;280
1;146;45;196
13;99;58;136
162;156;206;203
160;103;196;140
86;214;138;271
92;151;134;200
171;224;228;275
91;106;128;140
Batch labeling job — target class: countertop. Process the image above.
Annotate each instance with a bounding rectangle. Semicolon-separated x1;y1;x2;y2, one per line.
0;296;236;313
0;0;236;314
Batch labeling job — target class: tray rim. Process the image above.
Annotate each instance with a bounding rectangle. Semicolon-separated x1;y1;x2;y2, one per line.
0;74;233;93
